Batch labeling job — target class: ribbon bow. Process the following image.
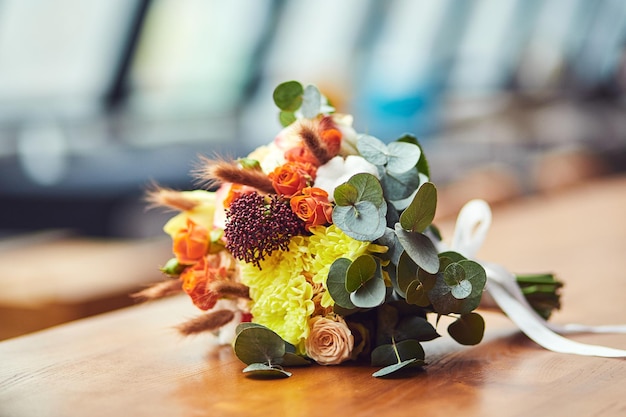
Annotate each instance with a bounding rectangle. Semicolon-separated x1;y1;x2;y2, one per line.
447;199;626;357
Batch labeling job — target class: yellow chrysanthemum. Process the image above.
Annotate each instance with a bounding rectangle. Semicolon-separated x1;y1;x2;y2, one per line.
307;224;374;307
240;236;315;347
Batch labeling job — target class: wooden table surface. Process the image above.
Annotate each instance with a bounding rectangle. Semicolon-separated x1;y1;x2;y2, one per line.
1;176;626;417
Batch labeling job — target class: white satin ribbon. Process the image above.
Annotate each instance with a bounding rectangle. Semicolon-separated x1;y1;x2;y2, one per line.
446;199;626;357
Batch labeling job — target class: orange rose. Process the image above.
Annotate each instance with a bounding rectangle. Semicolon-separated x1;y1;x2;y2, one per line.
285;145;320;166
290;187;333;230
223;183;256;209
180;252;235;310
269;162;312;197
321;127;342;157
173;218;209;264
180;258;220;310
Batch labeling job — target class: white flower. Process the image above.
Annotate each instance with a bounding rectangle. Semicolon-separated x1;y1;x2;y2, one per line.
313;155;379;200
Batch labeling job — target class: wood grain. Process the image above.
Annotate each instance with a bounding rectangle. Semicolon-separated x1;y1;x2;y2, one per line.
1;176;625;417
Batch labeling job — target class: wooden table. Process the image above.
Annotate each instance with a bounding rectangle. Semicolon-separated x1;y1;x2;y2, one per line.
0;235;172;340
1;176;625;417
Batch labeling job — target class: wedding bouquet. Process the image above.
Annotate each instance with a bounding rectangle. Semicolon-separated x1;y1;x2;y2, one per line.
142;81;564;378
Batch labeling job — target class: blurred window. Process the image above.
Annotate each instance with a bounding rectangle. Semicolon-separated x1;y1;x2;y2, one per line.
0;0;138;120
126;0;274;118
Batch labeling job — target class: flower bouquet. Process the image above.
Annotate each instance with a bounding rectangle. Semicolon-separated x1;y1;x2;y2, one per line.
141;80;573;378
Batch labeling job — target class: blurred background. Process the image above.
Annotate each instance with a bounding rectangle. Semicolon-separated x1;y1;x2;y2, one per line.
0;0;625;338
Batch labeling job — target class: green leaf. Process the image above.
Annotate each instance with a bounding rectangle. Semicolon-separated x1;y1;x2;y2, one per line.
233;326;286;365
356;134;388;166
427;260;485;315
273;81;303;111
333;182;358;206
235;322;266;334
448;313;485;346
280;353;311;366
386;141;421;174
327;258;356;309
375;304;400;345
397;250;419;295
279;110;296;127
372;358;423;378
301;84;322;118
350;276;386;308
458;260;487;299
242;363;292;378
394;224;439;274
399;182;437;233
397;134;430;178
405;279;431;307
345;255;377;292
378;227;402;265
443;262;466;286
237;158;261;170
333;202;386;242
160;257;185;275
395;316;440;342
438;251;466;265
371;339;425;366
380;169;421;201
347;173;385;207
450;280;472;299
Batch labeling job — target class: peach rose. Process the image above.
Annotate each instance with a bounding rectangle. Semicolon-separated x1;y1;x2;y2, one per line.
269;162;312;197
172;218;209;264
305;315;354;365
290;187;333;230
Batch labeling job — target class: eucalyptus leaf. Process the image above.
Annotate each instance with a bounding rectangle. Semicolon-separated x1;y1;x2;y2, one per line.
333;182;358;206
356;134;388;166
235;322;267;334
458;260;487;298
448;312;485;346
372;358;423;378
378;227;402;266
233;326;286;365
350;276;386;308
405;279;431;307
347;173;385;207
399;182;437;233
380;169;421;201
438;251;466;266
375;304;400;345
242;363;292;379
427;262;484;315
279;110;296;127
346;255;377;292
386;141;421;174
273;81;303;111
371;339;425;366
397;251;418;296
443;262;466;286
327;258;356;309
280;352;311;366
397;134;430;178
333;202;387;241
450;280;472;299
394;224;439;274
395;316;440;342
301;84;322;118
